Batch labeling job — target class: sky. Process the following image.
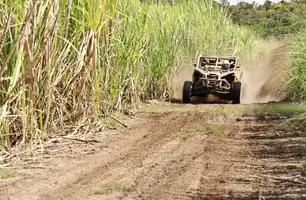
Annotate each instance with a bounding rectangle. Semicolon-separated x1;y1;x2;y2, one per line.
227;0;281;5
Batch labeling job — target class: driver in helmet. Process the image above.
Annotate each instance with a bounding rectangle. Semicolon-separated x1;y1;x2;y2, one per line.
223;60;230;70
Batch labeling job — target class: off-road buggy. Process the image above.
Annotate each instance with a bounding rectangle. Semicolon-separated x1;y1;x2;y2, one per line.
183;56;243;104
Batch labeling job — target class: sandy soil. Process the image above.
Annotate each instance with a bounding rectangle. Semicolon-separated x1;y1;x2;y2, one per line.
1;103;305;200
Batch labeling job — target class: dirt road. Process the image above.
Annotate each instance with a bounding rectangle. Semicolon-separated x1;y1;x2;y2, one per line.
1;103;306;200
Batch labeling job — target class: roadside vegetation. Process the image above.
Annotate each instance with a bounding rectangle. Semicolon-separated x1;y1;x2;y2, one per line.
288;31;306;124
223;0;306;38
0;0;266;150
225;0;306;124
289;34;306;103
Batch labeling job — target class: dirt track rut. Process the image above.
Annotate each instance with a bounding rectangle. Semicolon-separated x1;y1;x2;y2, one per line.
1;103;306;200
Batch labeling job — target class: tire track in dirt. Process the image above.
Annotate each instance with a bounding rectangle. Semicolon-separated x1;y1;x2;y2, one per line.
40;112;209;200
1;104;306;200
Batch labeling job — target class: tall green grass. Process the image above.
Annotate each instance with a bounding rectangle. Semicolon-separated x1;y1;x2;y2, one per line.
0;0;265;149
287;30;306;125
288;34;306;102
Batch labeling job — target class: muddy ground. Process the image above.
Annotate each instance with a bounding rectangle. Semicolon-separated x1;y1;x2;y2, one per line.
1;102;306;200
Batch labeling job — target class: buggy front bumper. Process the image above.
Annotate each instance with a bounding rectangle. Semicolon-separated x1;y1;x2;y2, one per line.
192;79;232;96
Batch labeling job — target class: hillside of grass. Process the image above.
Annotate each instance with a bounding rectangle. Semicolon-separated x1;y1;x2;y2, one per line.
0;0;266;149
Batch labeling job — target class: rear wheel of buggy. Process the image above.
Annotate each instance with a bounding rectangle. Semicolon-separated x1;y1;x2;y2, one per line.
183;81;192;103
232;82;241;104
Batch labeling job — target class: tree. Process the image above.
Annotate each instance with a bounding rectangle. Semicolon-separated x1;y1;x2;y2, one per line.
264;0;272;10
221;0;229;6
226;0;306;37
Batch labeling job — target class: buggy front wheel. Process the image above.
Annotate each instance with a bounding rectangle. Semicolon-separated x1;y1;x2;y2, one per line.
232;81;241;104
183;81;192;103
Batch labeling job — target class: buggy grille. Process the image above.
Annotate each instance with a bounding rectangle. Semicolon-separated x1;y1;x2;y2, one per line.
207;75;217;80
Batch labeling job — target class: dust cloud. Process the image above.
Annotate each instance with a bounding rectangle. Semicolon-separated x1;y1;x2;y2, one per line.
172;59;193;101
241;41;288;104
172;41;288;104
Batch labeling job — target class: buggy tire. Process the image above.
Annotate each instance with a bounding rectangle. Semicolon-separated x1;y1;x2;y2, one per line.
183;81;192;103
232;82;241;104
